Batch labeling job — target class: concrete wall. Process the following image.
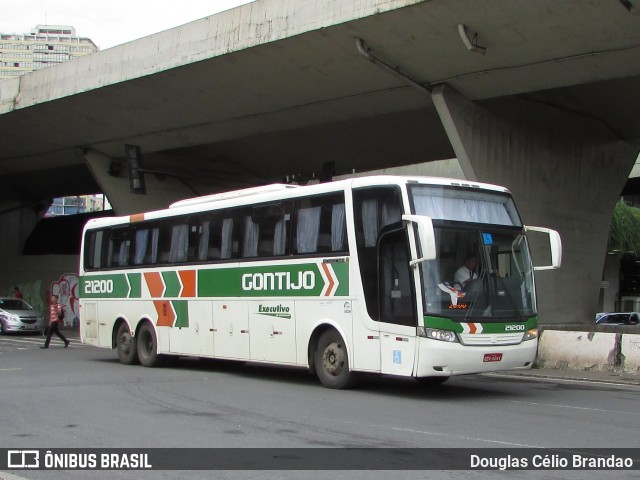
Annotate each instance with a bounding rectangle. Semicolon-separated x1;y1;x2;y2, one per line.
538;328;640;374
0;200;48;255
0;254;77;316
339;158;465;180
432;85;639;325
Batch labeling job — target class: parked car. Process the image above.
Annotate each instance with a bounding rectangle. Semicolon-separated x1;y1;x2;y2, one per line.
0;298;46;334
595;312;640;325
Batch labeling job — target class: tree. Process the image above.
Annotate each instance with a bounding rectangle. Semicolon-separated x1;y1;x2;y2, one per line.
608;200;640;254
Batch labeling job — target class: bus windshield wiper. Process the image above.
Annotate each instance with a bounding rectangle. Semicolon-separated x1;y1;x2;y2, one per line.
464;268;487;321
495;275;523;323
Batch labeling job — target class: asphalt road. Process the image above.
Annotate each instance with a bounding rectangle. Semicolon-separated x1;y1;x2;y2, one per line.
1;333;639;480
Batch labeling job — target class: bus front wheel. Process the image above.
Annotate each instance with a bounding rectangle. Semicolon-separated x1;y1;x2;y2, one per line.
116;322;138;365
137;323;163;367
314;329;357;389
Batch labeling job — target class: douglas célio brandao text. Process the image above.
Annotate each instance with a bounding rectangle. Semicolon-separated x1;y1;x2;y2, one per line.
470;453;635;470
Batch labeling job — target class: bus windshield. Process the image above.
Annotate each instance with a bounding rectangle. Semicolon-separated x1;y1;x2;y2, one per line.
409;185;535;321
419;227;537;320
410;184;521;227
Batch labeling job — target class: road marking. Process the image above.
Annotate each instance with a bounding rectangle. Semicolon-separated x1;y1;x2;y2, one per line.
348;420;542;448
387;425;542;447
0;368;22;371
508;400;640;416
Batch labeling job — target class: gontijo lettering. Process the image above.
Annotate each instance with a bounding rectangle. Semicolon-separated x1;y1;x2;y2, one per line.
242;271;315;291
84;279;114;294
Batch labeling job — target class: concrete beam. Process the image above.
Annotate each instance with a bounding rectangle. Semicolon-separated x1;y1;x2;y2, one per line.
432;85;640;324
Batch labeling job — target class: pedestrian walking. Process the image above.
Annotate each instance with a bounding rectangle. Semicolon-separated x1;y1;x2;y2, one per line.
13;286;23;299
41;294;69;349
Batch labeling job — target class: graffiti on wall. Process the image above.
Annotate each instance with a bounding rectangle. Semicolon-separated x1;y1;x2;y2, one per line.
51;273;79;327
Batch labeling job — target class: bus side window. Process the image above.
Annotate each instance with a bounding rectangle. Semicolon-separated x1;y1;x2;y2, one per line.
251;202;289;257
107;227;131;268
85;230;105;269
157;223;173;264
221;216;236;259
292;194;346;255
197;213;226;260
196;220;211;261
169;223;189;263
295;204;321;254
133;228;149;265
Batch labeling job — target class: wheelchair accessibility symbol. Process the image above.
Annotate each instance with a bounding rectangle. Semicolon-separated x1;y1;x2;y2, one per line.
393;350;402;364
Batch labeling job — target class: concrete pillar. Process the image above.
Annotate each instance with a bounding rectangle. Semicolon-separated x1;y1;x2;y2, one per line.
84;149;196;215
432;85;639;325
0;200;48;255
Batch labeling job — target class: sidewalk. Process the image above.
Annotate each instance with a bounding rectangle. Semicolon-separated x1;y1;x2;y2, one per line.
491;367;640;385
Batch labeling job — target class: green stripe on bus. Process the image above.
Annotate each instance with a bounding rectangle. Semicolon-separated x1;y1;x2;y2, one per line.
198;263;348;298
173;301;189;328
332;262;349;297
127;273;141;298
79;274;130;299
162;271;181;297
423;316;538;333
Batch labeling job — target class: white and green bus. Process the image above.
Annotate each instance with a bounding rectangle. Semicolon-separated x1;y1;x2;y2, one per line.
79;175;561;388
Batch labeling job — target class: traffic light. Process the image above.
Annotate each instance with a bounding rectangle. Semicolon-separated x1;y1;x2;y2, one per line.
125;144;146;195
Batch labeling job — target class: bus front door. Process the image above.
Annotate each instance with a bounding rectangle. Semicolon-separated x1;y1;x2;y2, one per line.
378;228;417;376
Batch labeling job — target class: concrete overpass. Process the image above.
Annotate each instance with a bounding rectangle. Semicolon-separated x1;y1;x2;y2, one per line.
1;0;640;324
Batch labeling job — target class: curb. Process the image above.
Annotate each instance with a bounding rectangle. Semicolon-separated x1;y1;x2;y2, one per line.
488;368;640;386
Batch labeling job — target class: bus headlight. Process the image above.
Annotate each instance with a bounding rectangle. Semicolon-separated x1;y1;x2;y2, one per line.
522;328;538;341
418;327;459;343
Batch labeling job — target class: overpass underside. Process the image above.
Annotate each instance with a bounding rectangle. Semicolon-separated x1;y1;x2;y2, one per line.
1;0;640;323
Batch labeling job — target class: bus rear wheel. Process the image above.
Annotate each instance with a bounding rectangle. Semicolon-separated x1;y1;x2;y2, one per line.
315;329;357;389
137;323;163;367
116;322;138;365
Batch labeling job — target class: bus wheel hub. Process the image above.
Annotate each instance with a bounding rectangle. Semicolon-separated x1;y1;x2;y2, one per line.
323;343;343;375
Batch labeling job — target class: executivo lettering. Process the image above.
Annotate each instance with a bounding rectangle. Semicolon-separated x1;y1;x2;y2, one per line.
257;304;292;319
242;271;315;291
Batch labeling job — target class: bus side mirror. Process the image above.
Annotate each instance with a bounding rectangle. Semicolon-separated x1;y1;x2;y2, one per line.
402;214;436;266
524;226;562;270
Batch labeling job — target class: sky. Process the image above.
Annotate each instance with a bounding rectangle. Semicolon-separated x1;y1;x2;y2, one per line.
0;0;256;50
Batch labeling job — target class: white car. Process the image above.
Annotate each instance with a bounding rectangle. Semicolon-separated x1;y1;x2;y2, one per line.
595;312;639;326
0;298;46;334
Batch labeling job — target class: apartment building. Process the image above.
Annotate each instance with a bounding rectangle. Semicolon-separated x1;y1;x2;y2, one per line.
0;24;98;79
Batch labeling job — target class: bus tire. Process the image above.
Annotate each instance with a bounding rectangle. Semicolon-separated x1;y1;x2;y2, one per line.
137;322;163;367
416;376;449;386
315;329;357;389
116;322;138;365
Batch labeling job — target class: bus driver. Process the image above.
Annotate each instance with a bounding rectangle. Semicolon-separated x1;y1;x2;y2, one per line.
454;253;478;290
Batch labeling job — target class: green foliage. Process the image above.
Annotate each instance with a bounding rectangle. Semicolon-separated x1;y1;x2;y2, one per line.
609;200;640;254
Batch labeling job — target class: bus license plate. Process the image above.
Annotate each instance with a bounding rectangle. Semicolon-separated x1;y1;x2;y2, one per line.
483;353;503;362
